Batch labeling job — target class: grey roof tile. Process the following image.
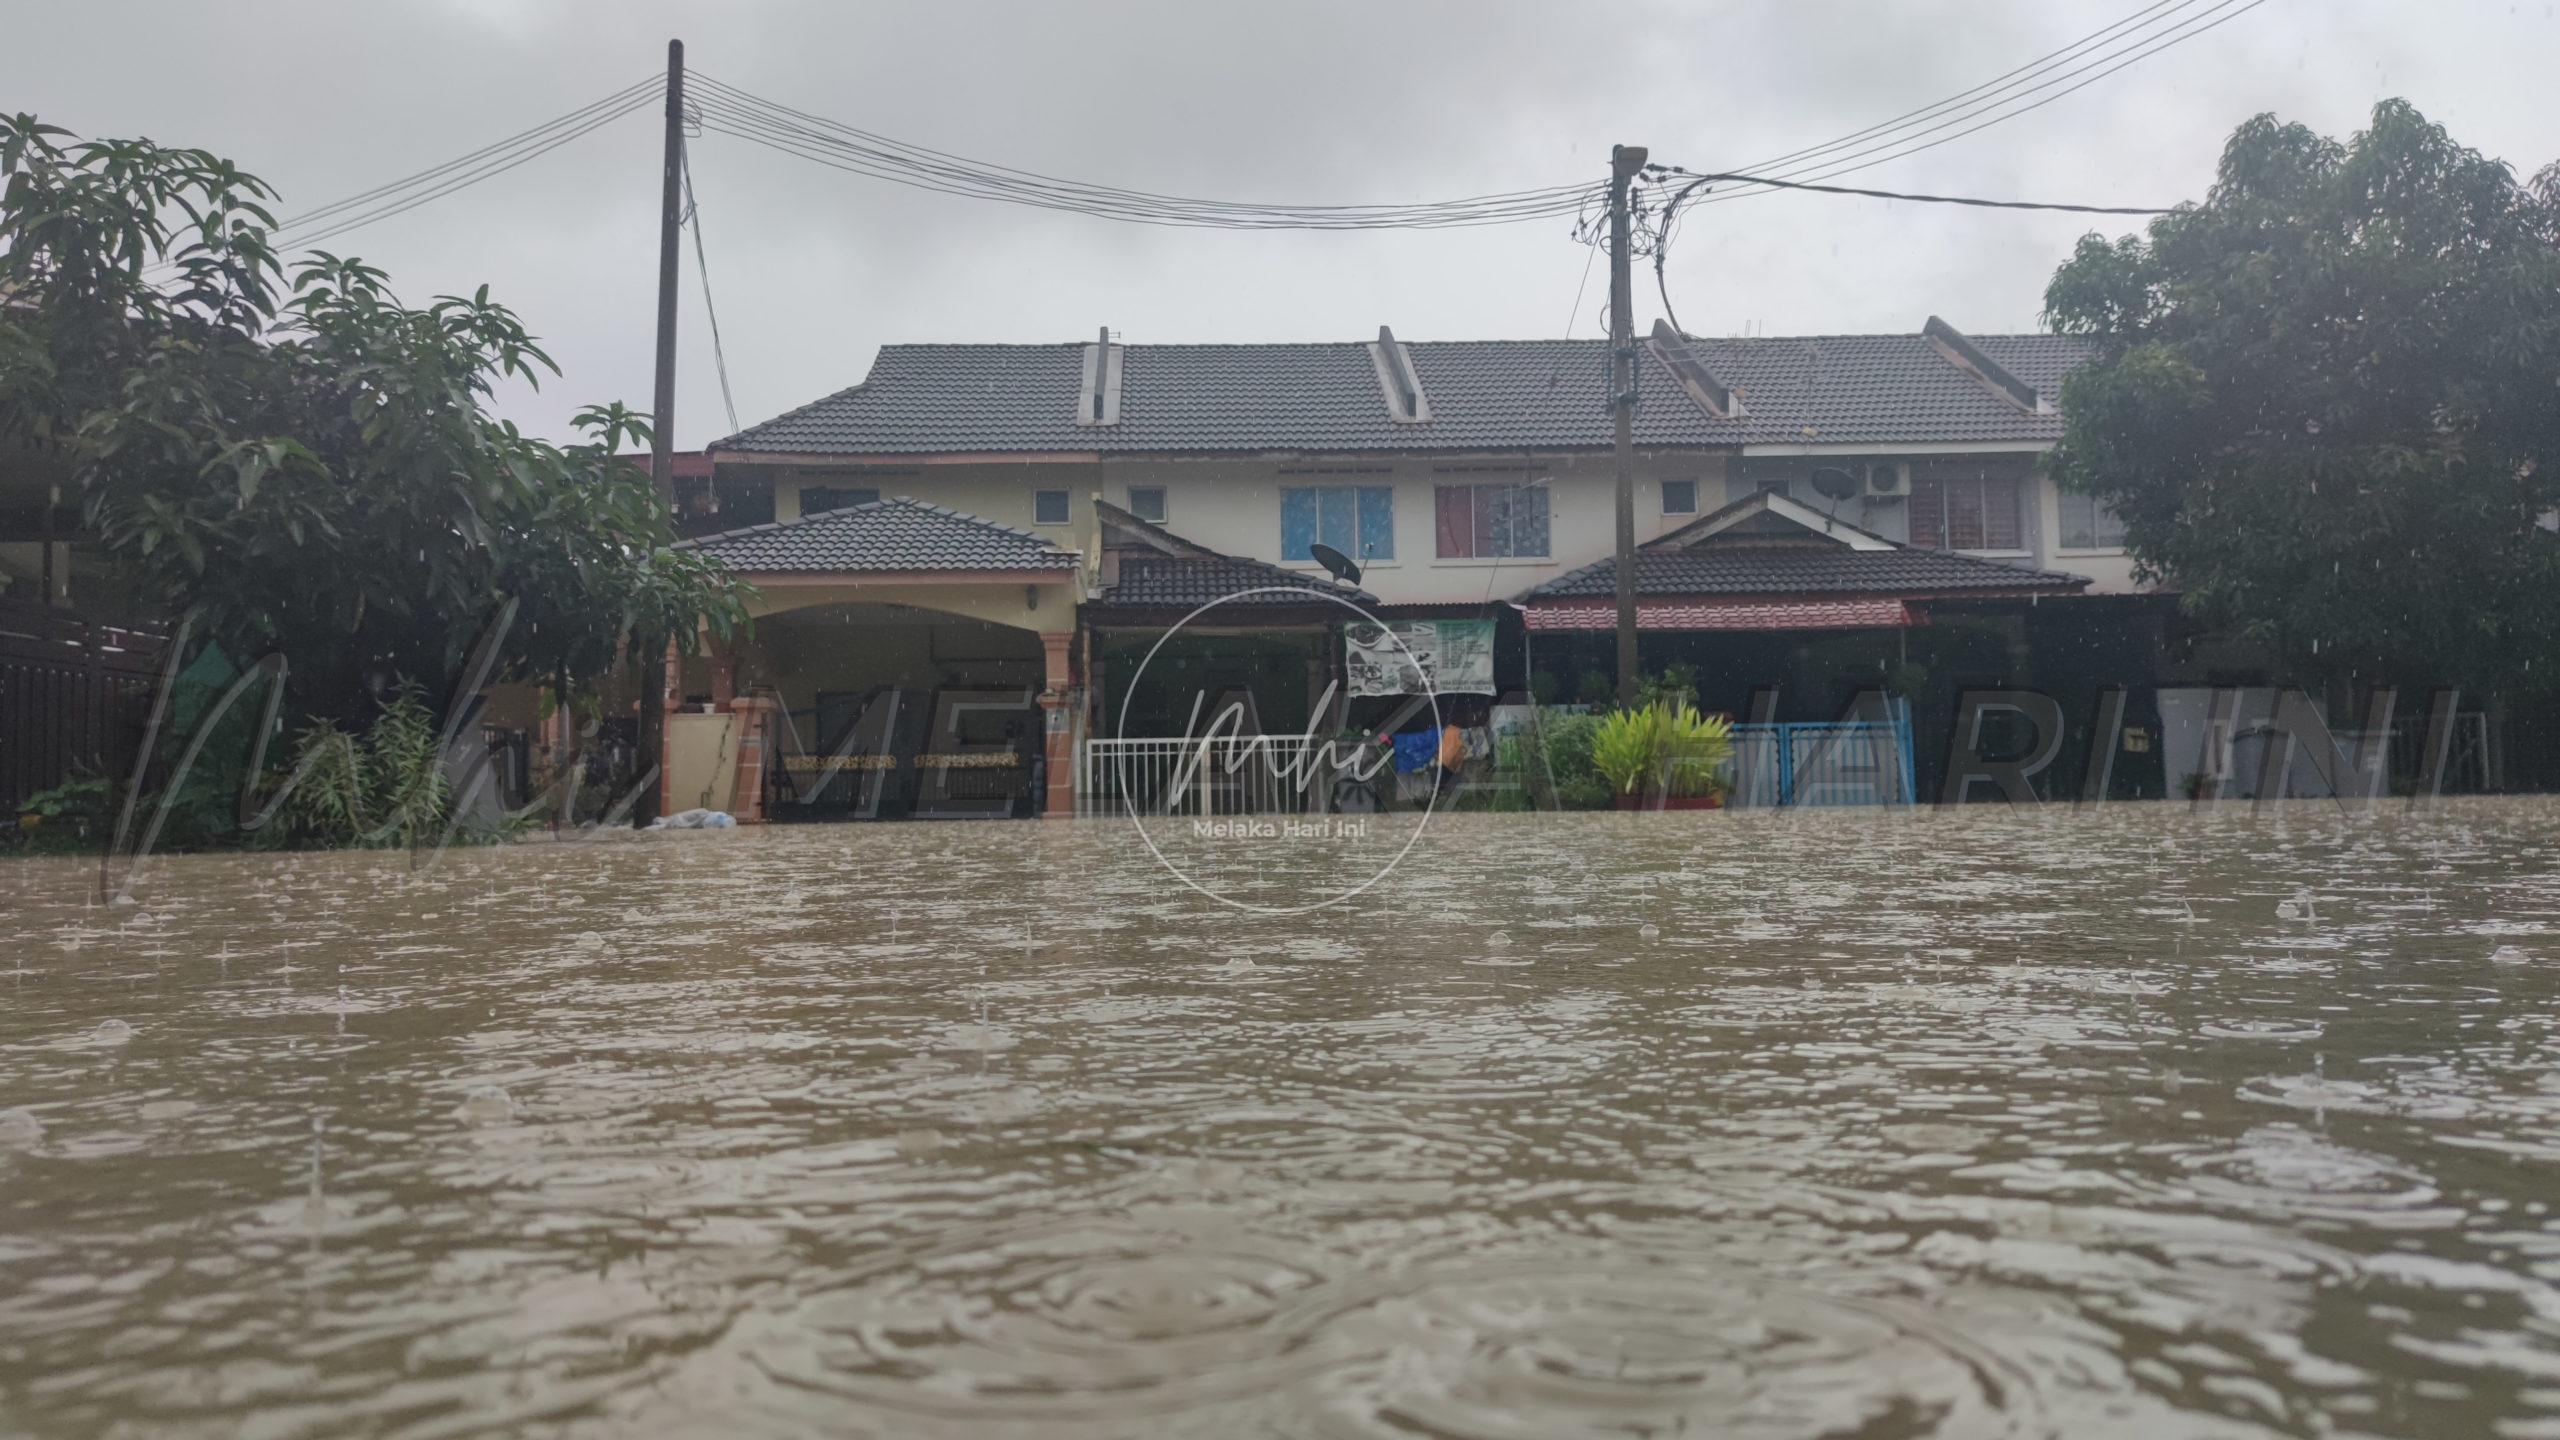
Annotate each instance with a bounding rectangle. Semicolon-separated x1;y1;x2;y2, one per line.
712;332;2093;457
1101;554;1373;609
672;497;1077;574
1525;545;2089;600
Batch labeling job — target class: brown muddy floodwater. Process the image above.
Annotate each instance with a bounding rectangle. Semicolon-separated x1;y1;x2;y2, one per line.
3;801;2560;1438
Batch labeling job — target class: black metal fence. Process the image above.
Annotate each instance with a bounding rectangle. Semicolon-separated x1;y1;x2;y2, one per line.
0;604;167;814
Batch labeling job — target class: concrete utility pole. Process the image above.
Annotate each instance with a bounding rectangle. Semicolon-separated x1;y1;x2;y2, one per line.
637;38;685;828
1608;143;1647;708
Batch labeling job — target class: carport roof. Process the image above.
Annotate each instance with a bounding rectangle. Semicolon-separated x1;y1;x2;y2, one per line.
672;496;1079;574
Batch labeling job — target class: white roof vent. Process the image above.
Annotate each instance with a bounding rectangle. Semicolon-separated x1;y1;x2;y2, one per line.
1366;325;1431;424
1076;326;1123;427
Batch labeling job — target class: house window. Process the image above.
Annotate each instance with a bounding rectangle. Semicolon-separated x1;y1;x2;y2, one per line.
1033;489;1071;525
799;485;879;516
1126;486;1167;524
1661;479;1698;515
1434;483;1550;559
1755;478;1791;496
1281;486;1395;562
1909;472;2024;551
2057;491;2128;550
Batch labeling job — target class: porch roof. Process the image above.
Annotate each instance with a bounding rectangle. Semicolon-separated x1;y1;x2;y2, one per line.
1522;597;1919;632
672;496;1078;575
1521;490;2087;603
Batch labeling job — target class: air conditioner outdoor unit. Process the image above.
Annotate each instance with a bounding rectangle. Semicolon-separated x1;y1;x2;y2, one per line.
1864;462;1909;499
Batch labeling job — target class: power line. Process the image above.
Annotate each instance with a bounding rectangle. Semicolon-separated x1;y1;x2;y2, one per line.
686;70;1601;230
1717;0;2215;187
1689;0;2270;209
1649;167;2177;215
679;143;741;436
149;78;659;278
271;76;658;237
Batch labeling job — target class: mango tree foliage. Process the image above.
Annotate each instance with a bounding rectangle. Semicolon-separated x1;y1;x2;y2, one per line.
0;116;747;722
2044;100;2560;692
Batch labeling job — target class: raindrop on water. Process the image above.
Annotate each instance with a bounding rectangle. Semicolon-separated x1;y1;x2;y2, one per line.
92;1018;132;1044
1487;931;1513;949
1639;923;1661;942
2491;945;2530;967
0;1109;42;1147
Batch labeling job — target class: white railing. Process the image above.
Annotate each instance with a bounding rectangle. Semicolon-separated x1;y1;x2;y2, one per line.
1079;735;1333;818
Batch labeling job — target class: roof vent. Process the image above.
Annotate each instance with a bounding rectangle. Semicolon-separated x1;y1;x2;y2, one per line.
1076;326;1123;427
1646;320;1742;419
1923;315;2045;413
1366;325;1431;424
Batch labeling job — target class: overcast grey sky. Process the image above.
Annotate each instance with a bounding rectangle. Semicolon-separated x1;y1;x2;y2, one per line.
7;1;2554;448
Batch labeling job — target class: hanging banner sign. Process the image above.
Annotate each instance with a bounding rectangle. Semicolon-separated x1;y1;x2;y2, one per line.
1344;619;1497;698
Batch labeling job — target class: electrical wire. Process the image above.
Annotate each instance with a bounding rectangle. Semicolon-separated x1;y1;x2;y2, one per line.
686;70;1600;230
148;78;660;278
1650;167;2176;215
1688;0;2270;208
680;142;741;436
689;70;1599;226
1721;0;2212;183
273;91;657;254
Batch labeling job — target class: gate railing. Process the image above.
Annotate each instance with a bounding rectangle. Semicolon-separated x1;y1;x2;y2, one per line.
1079;734;1330;818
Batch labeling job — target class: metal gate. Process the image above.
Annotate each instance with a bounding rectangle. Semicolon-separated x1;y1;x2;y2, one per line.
1728;698;1917;808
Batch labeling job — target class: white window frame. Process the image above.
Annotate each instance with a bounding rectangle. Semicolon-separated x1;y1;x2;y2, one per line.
1032;489;1072;526
2055;489;2129;554
1661;479;1699;515
1126;485;1167;524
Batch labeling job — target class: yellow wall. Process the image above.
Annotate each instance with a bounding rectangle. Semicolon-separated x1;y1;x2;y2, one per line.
743;577;1077;634
666;711;739;814
729;448;2149;600
738;453;1731;606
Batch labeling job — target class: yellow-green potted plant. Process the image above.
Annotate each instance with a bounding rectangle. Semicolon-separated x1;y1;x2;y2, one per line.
1594;703;1733;811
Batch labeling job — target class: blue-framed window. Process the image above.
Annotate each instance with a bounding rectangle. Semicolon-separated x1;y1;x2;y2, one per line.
1280;486;1394;562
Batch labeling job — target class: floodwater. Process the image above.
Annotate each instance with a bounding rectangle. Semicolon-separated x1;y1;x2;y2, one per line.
3;800;2559;1439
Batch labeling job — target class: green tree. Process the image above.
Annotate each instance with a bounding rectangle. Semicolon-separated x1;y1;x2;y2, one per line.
1;116;746;726
2044;100;2560;694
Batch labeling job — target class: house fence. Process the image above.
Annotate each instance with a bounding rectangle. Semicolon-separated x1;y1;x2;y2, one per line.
0;604;168;814
1078;734;1328;818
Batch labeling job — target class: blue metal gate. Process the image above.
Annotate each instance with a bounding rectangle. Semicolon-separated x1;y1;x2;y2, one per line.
1728;697;1917;807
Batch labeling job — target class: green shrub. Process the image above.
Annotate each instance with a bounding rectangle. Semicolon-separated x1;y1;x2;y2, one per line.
1592;705;1669;794
274;685;455;849
1591;702;1736;800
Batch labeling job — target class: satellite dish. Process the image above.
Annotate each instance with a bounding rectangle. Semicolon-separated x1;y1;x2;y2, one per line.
1309;542;1362;587
1808;467;1861;502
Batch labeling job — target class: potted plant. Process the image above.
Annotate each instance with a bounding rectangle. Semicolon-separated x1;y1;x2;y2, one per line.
1595;703;1734;811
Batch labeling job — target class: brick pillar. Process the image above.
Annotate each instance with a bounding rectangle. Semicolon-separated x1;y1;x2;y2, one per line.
1038;631;1075;819
727;694;777;823
710;639;737;707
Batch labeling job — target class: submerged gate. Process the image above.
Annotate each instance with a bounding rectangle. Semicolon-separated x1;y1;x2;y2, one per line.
1726;698;1918;808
